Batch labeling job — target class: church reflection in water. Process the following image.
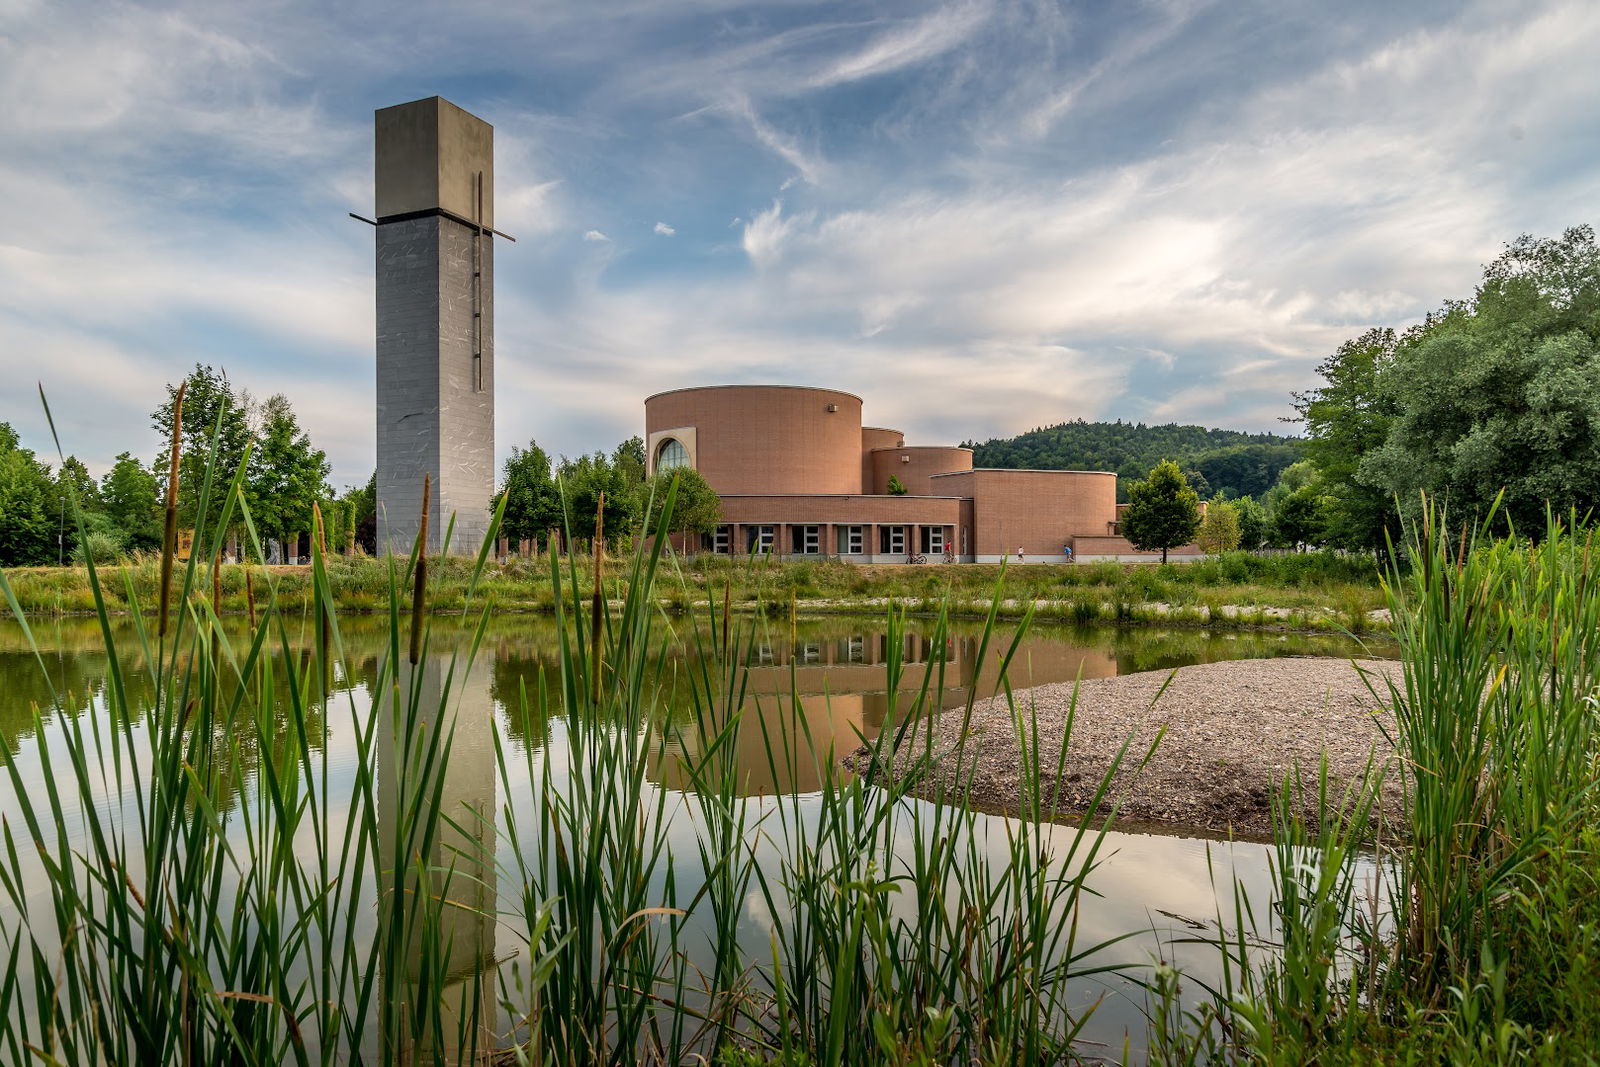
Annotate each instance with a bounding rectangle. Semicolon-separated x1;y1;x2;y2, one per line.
649;630;1118;796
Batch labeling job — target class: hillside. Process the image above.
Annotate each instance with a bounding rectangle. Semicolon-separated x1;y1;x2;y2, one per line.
962;419;1302;501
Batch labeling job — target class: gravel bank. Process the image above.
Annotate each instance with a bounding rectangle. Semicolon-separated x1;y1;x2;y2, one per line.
847;657;1405;838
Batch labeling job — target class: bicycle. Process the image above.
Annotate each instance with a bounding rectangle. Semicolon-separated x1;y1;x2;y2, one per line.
906;553;927;565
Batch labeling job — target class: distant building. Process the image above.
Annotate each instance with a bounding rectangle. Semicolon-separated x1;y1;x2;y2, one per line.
644;385;1200;563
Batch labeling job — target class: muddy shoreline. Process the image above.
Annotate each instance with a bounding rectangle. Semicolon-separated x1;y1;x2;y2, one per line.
847;656;1406;837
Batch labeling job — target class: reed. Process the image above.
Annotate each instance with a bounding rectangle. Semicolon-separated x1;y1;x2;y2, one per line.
1176;498;1600;1062
1;414;1148;1064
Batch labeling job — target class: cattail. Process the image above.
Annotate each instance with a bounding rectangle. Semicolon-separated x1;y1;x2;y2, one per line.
721;580;731;660
159;382;185;640
590;491;604;706
245;567;257;630
409;475;430;666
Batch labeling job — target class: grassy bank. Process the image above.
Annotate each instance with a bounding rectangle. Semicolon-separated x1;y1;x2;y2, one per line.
1158;507;1600;1063
1;428;1595;1062
1;466;1152;1063
2;547;1387;632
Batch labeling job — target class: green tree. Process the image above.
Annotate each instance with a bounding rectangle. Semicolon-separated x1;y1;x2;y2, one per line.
0;423;54;566
245;393;331;557
1358;226;1600;531
557;450;640;546
151;365;254;539
1195;501;1241;555
1291;327;1403;554
100;452;162;552
641;467;722;536
885;474;908;496
346;474;376;554
1232;495;1270;551
1121;460;1201;564
494;441;562;546
48;455;109;562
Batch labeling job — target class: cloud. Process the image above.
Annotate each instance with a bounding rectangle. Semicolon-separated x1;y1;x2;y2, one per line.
4;0;1599;486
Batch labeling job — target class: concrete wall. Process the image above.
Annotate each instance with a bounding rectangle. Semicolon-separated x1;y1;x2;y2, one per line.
375;96;495;229
868;445;972;495
644;385;864;495
375;215;495;555
374;97;496;556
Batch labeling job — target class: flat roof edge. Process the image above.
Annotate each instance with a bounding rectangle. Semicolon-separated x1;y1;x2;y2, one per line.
644;384;865;404
929;468;1117;477
715;493;970;500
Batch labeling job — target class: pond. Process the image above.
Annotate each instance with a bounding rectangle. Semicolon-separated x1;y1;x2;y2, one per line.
0;612;1392;1061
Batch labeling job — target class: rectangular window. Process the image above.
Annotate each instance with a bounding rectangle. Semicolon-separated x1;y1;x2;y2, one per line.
747;525;774;554
708;525;732;554
879;525;907;555
794;525;820;554
836;525;864;554
920;526;946;554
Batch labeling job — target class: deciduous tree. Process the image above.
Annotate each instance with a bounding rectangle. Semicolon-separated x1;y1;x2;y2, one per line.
1196;501;1241;555
1121;460;1201;564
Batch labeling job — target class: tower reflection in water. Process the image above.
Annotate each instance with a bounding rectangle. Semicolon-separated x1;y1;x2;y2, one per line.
378;650;497;1063
649;631;1117;796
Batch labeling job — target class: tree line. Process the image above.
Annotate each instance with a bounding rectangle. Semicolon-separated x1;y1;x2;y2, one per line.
1;365;349;567
1288;224;1600;554
965;420;1301;501
491;437;721;550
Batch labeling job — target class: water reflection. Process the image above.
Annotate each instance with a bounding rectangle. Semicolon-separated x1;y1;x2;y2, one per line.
0;613;1392;1060
378;651;497;1062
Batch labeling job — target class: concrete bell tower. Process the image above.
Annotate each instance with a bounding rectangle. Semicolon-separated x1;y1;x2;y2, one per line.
373;96;496;556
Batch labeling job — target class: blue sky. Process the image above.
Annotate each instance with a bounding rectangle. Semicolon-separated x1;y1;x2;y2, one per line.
3;0;1598;487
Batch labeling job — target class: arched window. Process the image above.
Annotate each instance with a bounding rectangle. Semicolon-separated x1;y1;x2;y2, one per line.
656;437;689;472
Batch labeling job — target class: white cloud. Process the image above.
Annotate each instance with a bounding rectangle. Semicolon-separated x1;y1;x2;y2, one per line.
5;0;1600;483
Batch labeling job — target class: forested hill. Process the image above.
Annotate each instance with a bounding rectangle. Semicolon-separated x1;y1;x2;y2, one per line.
962;419;1302;501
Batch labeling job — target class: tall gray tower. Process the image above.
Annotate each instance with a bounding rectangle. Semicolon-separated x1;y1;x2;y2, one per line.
374;97;496;556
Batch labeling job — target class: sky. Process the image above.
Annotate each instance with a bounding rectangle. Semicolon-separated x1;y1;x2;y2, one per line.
3;0;1599;487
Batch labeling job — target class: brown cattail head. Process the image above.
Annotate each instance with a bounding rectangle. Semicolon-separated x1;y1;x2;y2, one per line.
159;382;186;640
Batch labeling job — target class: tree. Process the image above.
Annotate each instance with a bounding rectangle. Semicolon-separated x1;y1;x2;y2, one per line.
1357;226;1600;532
245;394;331;558
47;455;109;562
1232;495;1270;551
1196;501;1241;555
494;441;561;545
100;453;162;552
0;423;54;566
641;468;722;536
1121;460;1201;564
151;365;254;540
1290;327;1403;555
556;450;640;546
1272;485;1330;549
885;474;908;495
346;474;377;554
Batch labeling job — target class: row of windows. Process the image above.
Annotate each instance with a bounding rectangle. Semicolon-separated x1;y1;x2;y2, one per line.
704;524;948;555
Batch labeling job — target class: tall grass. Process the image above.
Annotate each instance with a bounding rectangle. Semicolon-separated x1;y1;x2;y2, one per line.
0;406;1149;1064
1169;500;1600;1062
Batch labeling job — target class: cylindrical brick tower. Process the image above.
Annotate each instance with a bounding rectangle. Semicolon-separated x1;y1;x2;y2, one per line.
645;385;864;495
